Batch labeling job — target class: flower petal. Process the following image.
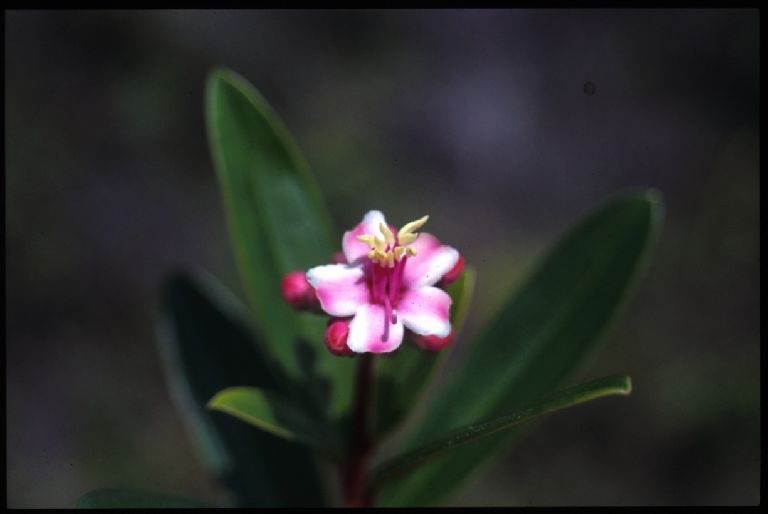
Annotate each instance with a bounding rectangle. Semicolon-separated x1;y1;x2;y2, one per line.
306;264;369;317
342;210;388;264
347;303;404;353
397;286;452;337
402;233;460;288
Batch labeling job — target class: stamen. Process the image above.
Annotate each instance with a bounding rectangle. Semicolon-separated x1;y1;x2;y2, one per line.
374;264;386;302
390;255;406;306
398;215;429;241
382;295;392;341
370;249;388;266
360;215;428;267
357;234;377;248
380;223;395;245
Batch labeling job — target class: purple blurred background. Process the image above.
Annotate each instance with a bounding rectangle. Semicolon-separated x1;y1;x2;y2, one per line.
6;9;759;506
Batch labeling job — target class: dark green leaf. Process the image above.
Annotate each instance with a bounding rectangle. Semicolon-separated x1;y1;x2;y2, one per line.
370;374;631;490
76;488;210;508
208;386;344;460
380;190;663;505
445;266;476;336
205;68;354;411
157;272;326;507
373;267;476;437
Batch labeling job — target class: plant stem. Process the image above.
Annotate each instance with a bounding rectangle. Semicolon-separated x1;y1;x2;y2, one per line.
342;354;374;507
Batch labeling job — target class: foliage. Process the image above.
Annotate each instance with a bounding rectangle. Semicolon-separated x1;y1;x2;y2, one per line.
77;68;662;507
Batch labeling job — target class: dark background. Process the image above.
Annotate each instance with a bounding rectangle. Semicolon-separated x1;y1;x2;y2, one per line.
6;9;759;507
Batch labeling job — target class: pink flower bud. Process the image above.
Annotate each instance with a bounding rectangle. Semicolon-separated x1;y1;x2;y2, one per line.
414;330;454;351
280;271;316;310
441;254;465;285
324;319;354;356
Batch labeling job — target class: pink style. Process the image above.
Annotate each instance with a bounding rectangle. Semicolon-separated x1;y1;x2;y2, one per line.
306;210;460;354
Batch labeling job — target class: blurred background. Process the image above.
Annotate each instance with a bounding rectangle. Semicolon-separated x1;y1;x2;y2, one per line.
6;9;759;507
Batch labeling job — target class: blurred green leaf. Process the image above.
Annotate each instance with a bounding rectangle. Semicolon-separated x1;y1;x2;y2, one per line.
373;345;441;438
206;67;334;346
370;374;631;491
208;386;344;460
373;267;476;437
446;266;477;335
205;68;354;408
157;272;326;507
76;488;211;508
381;190;663;505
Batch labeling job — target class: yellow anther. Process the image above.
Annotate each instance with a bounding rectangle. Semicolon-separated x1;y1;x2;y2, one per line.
357;235;377;248
398;215;429;241
360;215;429;265
359;233;386;252
380;223;395;245
368;249;384;264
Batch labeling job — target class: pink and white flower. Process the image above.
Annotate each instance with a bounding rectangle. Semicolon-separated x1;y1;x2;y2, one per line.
304;210;461;354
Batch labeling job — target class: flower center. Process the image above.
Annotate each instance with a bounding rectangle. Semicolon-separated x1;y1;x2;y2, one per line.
357;215;429;341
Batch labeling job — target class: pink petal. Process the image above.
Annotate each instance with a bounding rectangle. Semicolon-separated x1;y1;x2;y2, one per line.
347;303;404;353
306;264;369;317
397;286;453;337
342;210;388;264
401;233;460;288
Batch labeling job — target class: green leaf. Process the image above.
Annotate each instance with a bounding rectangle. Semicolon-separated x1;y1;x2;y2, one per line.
373;345;442;438
373;266;477;437
380;190;663;506
76;488;211;508
206;68;354;420
370;374;631;491
208;386;344;460
205;67;342;381
157;272;326;507
445;266;477;335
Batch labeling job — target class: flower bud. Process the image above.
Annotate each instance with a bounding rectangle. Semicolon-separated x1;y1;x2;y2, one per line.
280;271;316;310
414;330;454;351
324;319;354;356
441;254;465;285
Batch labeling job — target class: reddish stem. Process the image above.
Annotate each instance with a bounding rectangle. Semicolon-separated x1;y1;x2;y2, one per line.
342;354;375;507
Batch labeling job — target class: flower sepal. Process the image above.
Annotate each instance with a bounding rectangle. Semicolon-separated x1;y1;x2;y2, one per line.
413;330;454;351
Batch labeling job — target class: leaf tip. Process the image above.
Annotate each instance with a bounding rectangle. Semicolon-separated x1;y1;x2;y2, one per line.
206;389;229;410
637;188;665;224
622;375;633;395
646;189;666;234
206;66;236;87
205;67;251;114
642;187;663;207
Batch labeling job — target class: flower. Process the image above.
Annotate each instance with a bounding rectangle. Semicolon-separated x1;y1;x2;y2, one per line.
303;210;461;354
